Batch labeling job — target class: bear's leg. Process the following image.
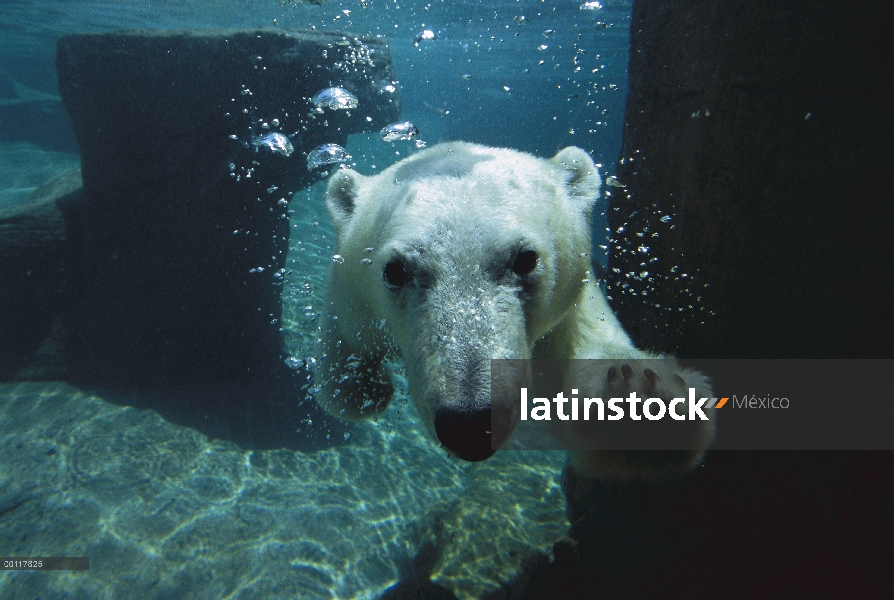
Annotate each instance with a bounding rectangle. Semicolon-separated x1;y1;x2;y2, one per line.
537;287;716;481
315;325;394;421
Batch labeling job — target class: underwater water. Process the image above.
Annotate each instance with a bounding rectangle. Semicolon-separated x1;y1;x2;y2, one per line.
0;1;632;598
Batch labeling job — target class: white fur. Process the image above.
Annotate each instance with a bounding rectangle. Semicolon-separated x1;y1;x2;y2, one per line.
317;142;714;481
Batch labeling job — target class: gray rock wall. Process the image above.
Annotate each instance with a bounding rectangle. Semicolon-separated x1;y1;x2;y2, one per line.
608;1;893;358
1;29;399;386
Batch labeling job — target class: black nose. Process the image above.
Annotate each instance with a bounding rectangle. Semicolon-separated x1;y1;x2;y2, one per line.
434;406;494;462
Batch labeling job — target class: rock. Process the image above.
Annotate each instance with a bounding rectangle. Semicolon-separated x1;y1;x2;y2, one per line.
607;1;894;358
0;168;82;380
7;28;399;387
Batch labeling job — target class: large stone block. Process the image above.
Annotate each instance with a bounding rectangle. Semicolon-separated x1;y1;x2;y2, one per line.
4;29;399;386
608;1;893;358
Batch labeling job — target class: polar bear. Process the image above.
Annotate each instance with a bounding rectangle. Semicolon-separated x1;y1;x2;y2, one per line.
316;142;714;481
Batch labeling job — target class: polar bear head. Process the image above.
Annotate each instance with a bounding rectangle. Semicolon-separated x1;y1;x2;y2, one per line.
318;142;602;461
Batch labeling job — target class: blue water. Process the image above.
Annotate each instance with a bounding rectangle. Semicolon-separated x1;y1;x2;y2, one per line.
0;0;630;171
0;1;632;598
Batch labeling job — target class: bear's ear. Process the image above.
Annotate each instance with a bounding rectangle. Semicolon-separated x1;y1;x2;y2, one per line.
550;147;602;217
324;168;365;232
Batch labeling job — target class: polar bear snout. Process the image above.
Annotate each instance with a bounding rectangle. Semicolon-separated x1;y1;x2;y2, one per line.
408;286;527;462
434;404;495;462
417;335;500;462
427;350;523;462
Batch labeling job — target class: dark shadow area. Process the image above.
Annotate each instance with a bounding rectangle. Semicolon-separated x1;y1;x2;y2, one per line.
73;362;352;453
490;451;893;599
0;180;79;381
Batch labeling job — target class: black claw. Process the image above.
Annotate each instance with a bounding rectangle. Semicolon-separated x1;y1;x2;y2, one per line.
674;374;686;388
644;368;659;390
607;366;618;383
621;363;633;381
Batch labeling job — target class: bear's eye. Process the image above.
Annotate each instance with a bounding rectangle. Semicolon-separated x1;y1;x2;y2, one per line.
383;259;409;289
512;250;538;276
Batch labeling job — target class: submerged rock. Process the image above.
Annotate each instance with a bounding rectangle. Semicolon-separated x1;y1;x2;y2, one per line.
26;28;402;387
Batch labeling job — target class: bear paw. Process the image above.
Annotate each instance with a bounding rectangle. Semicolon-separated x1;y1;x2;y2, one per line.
559;359;716;482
